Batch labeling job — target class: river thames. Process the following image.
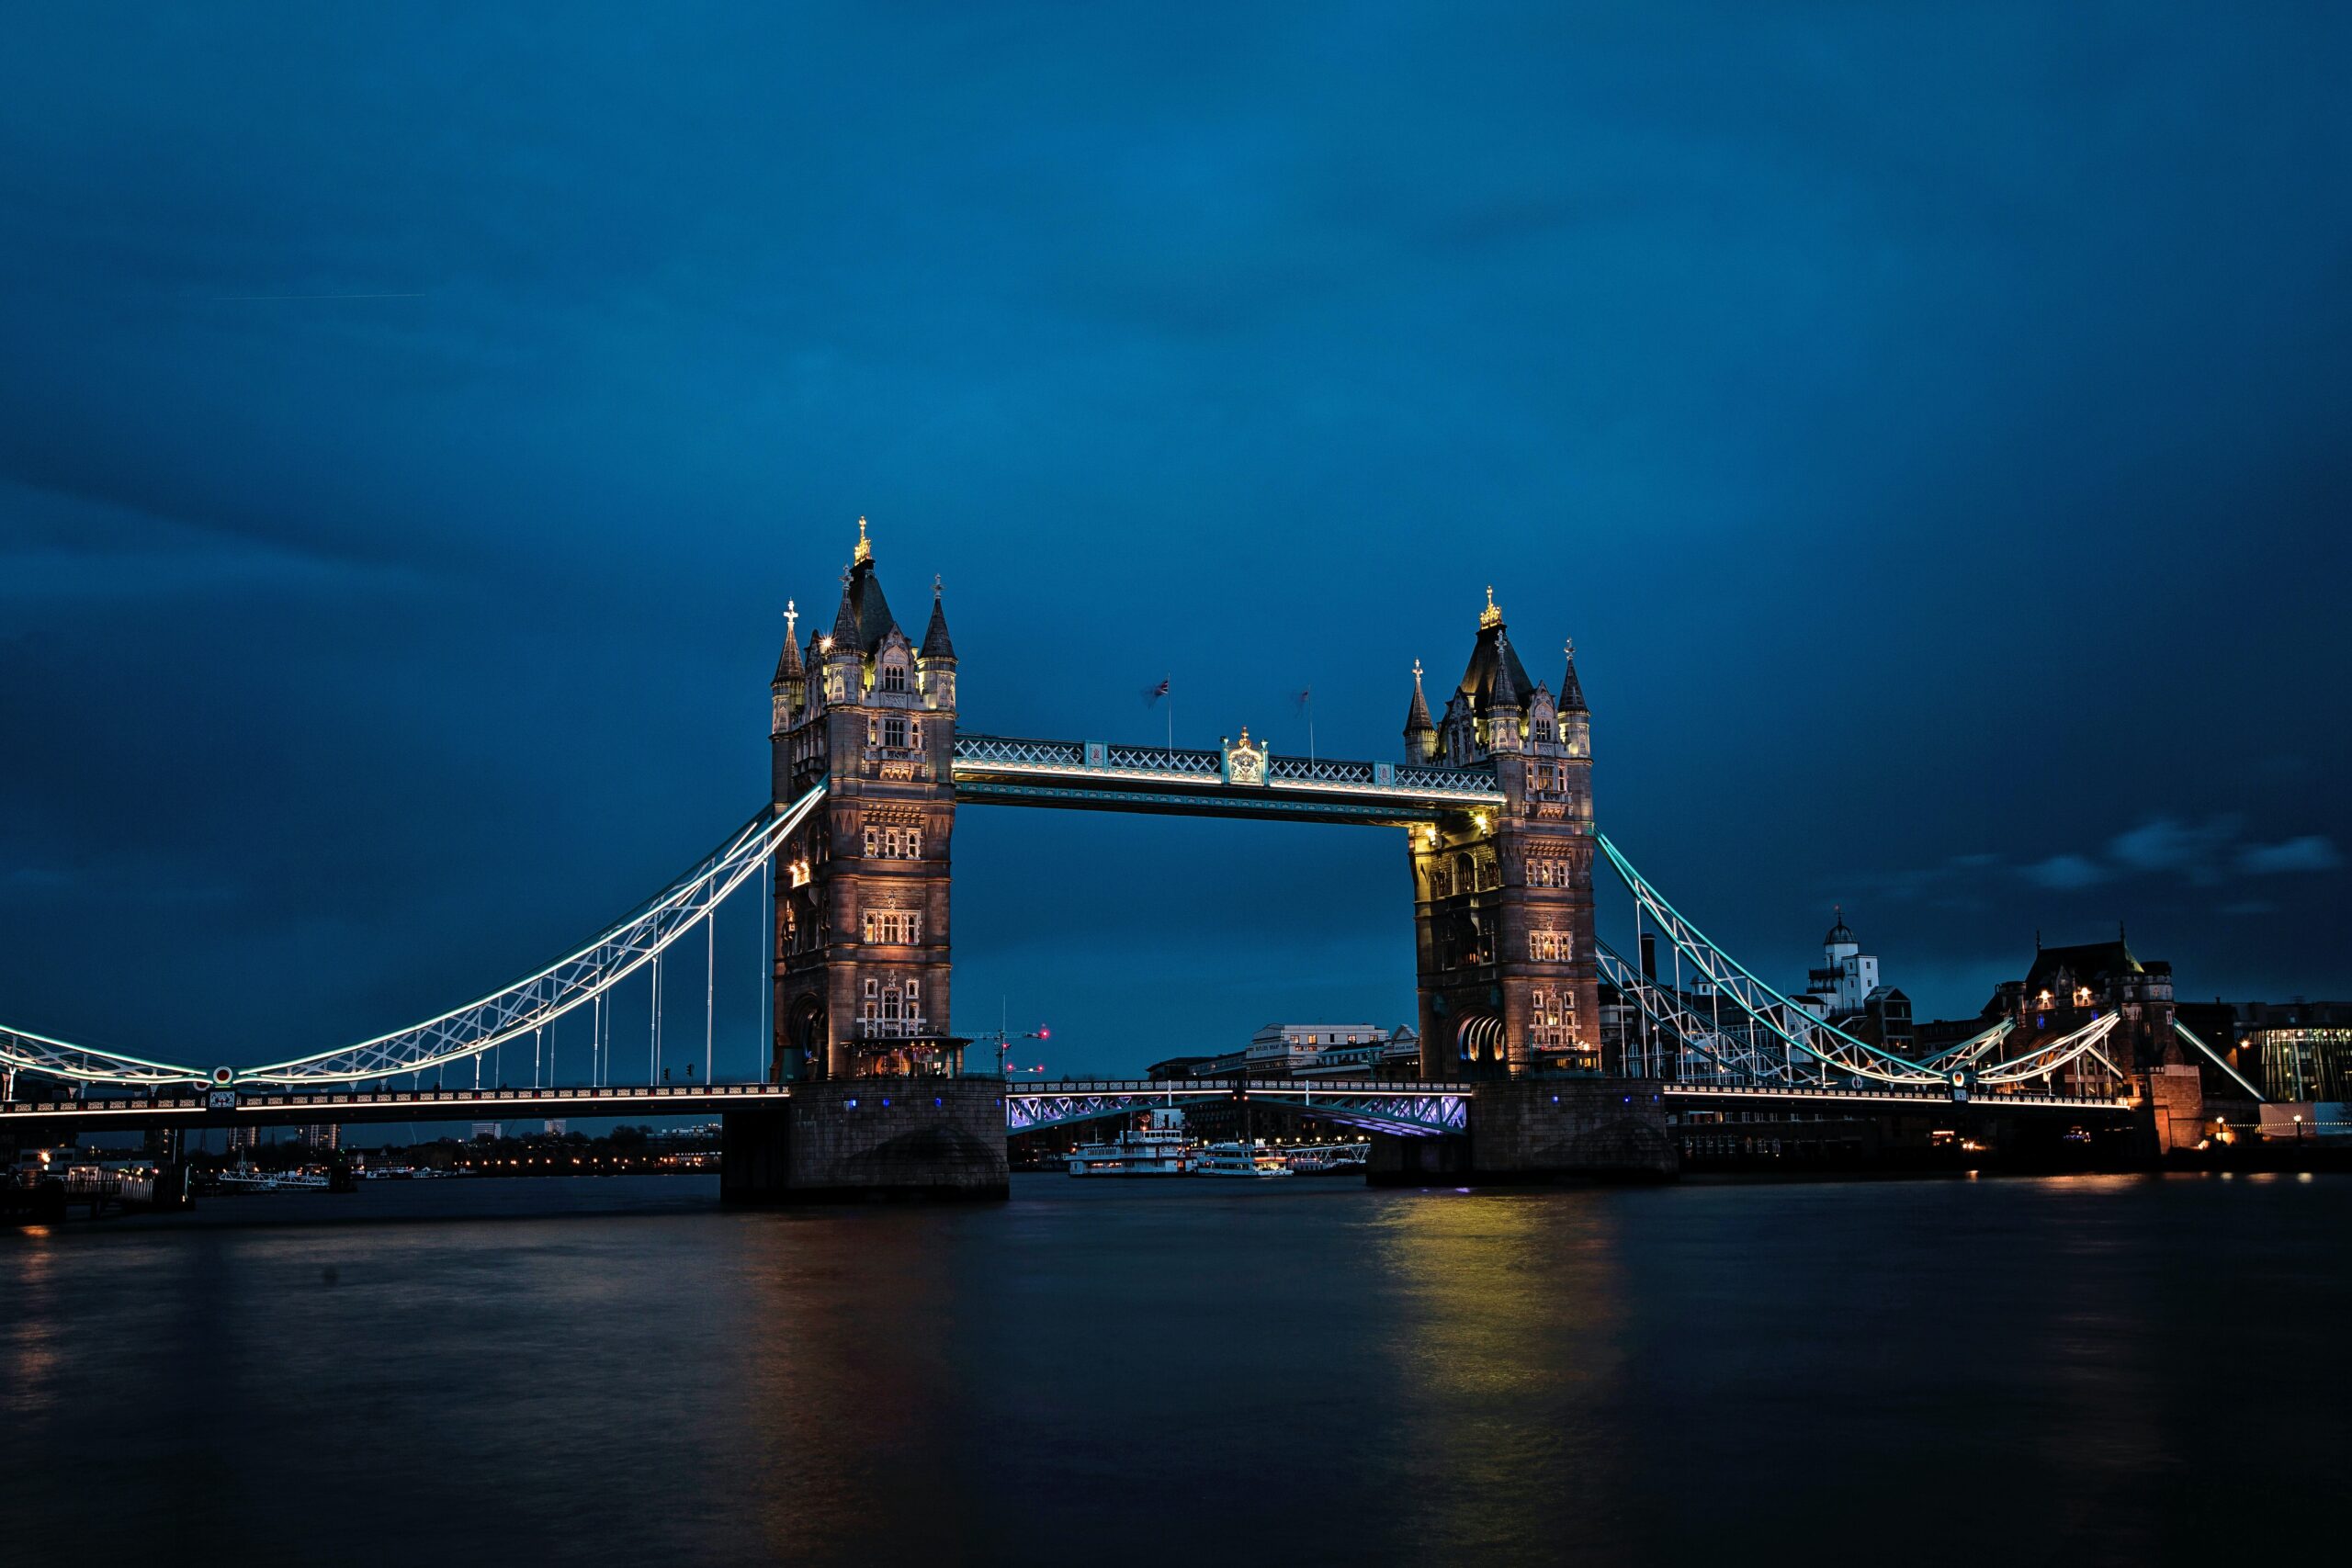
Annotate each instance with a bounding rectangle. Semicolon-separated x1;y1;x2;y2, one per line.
6;1173;2346;1565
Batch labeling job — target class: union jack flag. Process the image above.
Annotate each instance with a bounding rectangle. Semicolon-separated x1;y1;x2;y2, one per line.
1144;678;1170;705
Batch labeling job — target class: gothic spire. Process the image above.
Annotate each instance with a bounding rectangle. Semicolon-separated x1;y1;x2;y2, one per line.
1403;658;1434;737
829;564;861;649
1491;631;1523;710
921;574;957;660
773;598;804;685
1559;636;1589;714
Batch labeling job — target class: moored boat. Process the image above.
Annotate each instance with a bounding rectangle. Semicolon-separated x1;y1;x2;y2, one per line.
1193;1140;1294;1178
1067;1108;1193;1176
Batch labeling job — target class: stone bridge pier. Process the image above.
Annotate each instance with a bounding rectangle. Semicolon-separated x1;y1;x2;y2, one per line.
1368;1078;1676;1185
719;1079;1009;1204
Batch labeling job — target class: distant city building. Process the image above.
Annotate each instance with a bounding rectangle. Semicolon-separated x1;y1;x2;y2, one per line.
1292;1024;1421;1077
543;1119;569;1136
1790;909;1912;1053
1150;1024;1421;1080
2233;999;2352;1102
224;1124;259;1152
298;1123;340;1152
470;1122;503;1142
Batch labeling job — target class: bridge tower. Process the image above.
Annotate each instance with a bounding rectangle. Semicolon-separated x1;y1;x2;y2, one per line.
768;520;961;1079
1405;590;1600;1078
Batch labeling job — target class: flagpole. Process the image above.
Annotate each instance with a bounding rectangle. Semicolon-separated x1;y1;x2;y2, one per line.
1167;677;1173;753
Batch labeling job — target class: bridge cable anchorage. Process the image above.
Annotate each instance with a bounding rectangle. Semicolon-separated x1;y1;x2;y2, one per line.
1595;834;2131;1097
0;784;829;1092
2174;1019;2265;1102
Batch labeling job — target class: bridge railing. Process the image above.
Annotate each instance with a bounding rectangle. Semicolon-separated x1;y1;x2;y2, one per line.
1002;1078;1442;1094
954;735;1504;801
1102;744;1221;775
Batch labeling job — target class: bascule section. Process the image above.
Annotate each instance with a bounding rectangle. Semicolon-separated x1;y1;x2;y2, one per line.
769;520;964;1081
1405;590;1600;1080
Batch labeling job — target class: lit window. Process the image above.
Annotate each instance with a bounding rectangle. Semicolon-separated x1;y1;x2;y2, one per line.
881;660;909;693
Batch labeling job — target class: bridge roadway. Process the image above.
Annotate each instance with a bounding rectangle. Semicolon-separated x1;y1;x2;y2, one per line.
1000;1077;2132;1137
0;1076;2133;1137
1657;1082;2136;1117
1;1082;797;1131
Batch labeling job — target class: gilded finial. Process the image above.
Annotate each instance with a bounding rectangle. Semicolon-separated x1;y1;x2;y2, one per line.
1479;585;1502;630
854;515;873;565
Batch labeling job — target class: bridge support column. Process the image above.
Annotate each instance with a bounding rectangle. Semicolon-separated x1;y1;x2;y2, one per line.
720;1078;1007;1204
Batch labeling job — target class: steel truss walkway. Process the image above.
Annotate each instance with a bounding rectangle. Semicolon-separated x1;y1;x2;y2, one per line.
1003;1078;1470;1137
952;735;1507;827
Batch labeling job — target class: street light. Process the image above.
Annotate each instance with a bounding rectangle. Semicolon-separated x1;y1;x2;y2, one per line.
986;1024;1049;1078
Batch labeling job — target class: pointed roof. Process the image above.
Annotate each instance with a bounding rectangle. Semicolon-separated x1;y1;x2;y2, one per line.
2024;938;2144;996
829;568;862;649
921;576;956;660
773;599;805;685
1825;907;1857;946
836;516;902;654
1558;637;1589;714
1403;659;1434;735
1490;632;1523;710
1453;590;1535;717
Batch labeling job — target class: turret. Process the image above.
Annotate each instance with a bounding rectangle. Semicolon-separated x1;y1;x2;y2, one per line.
1487;630;1524;752
772;599;805;734
918;576;958;712
819;568;861;705
1557;637;1589;756
1402;659;1436;762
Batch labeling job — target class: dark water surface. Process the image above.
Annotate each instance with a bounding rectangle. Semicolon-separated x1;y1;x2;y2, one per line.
5;1172;2346;1566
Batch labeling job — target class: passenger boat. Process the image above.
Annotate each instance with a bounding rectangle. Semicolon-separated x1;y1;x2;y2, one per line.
1193;1141;1295;1178
1067;1109;1193;1176
1283;1141;1371;1175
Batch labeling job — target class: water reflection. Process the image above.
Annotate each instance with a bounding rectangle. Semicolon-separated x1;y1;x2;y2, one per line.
1373;1192;1632;1562
1;1174;2345;1565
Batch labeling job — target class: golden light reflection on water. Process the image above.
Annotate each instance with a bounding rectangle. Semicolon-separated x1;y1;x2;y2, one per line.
736;1212;972;1564
1370;1190;1632;1559
2;1229;62;1420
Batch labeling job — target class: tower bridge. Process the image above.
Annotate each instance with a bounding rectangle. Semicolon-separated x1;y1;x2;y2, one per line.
3;518;2233;1201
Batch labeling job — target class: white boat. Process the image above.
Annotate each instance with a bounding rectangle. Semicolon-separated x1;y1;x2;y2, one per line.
1283;1141;1371;1175
1067;1109;1194;1176
1193;1141;1294;1178
210;1169;331;1192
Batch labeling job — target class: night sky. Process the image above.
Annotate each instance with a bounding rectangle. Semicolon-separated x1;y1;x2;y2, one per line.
4;5;2346;1083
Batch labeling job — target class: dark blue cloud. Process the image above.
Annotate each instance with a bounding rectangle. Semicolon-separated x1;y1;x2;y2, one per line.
3;2;2346;1076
